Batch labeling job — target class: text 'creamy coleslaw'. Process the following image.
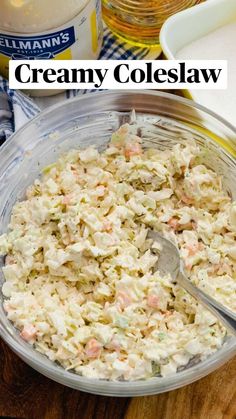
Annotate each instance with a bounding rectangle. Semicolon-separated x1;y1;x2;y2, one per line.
0;124;235;380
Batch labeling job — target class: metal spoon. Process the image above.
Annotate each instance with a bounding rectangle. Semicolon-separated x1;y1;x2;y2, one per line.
148;230;236;336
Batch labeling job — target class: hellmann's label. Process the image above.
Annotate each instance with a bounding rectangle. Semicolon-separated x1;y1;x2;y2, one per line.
0;28;76;60
0;0;102;78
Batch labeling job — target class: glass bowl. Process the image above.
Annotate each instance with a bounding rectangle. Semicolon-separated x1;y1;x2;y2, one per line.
0;91;236;397
102;0;203;47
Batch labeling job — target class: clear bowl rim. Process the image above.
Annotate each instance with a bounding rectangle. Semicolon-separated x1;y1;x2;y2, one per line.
2;90;236;157
0;90;236;396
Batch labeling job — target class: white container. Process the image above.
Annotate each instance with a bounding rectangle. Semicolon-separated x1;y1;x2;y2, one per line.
160;0;236;126
0;0;103;95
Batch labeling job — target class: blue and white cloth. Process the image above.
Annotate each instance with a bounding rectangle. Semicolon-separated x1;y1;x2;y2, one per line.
0;27;161;145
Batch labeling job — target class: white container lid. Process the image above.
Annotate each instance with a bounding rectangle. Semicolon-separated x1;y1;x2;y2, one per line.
0;0;89;33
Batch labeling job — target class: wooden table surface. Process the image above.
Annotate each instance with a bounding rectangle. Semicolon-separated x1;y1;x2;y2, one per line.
0;337;235;419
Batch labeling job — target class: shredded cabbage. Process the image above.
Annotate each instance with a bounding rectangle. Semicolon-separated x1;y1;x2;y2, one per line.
0;123;235;381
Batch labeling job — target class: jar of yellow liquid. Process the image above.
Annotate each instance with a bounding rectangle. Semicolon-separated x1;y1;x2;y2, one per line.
102;0;204;47
0;0;103;95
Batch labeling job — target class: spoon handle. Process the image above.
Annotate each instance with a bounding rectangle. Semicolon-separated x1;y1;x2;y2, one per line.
177;269;236;336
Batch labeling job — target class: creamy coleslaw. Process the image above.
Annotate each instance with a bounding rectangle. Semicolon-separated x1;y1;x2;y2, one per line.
0;124;235;380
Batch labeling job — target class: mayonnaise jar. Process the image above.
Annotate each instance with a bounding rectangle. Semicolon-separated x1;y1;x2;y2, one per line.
0;0;103;90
